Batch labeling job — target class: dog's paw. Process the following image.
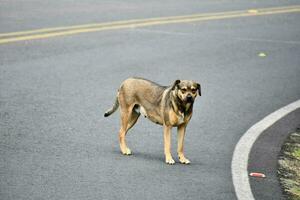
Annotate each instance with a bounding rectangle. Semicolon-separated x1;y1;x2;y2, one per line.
179;156;191;165
121;148;132;155
165;157;175;165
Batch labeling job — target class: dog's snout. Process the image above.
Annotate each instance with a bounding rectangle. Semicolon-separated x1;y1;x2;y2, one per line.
186;94;193;102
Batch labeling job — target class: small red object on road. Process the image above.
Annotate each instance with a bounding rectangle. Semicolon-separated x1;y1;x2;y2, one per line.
249;172;266;178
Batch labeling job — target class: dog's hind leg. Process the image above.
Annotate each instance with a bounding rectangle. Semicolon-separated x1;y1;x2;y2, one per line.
119;109;140;155
119;105;139;155
119;110;131;155
127;109;140;131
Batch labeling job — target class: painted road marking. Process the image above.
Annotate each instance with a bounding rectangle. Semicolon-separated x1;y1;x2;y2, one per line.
231;99;300;200
0;9;249;38
0;5;299;44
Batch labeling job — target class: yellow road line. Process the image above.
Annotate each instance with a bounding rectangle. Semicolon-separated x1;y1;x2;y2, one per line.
0;10;246;38
0;5;299;44
0;5;298;38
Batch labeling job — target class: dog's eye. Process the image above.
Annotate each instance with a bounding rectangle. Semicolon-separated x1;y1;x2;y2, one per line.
191;89;197;94
181;88;187;93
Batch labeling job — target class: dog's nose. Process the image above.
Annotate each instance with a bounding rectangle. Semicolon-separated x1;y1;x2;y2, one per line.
187;95;193;101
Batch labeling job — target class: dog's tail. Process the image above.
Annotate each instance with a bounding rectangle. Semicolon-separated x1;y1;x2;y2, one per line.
104;95;119;117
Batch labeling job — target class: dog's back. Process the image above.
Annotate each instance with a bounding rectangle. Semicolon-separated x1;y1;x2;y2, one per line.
119;77;167;106
104;77;167;118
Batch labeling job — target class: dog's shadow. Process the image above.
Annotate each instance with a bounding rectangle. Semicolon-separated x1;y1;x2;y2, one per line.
111;149;204;166
131;151;165;163
112;149;163;162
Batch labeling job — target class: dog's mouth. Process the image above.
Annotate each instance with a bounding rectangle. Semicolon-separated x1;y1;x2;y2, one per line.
186;97;194;103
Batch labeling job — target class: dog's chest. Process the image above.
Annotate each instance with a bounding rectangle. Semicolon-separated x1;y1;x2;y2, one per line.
169;110;186;126
177;112;185;125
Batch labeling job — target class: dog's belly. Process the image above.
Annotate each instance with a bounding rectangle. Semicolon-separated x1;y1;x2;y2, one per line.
134;105;163;125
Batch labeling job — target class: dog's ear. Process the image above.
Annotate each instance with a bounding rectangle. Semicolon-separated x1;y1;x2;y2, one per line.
197;83;201;96
171;80;181;90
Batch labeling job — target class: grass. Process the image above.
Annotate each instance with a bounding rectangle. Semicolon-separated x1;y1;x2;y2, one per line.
278;131;300;200
292;148;300;158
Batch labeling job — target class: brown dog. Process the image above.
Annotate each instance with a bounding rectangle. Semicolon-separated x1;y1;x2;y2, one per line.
104;77;201;164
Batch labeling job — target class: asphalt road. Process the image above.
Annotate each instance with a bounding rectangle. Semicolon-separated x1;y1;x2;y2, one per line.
1;1;300;200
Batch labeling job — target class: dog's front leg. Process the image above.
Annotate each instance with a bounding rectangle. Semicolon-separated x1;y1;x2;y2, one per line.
177;124;190;164
164;125;175;165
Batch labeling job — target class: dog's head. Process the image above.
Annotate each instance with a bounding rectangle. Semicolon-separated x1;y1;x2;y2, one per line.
171;80;201;103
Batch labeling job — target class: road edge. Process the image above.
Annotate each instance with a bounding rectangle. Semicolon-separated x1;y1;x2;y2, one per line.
231;99;300;200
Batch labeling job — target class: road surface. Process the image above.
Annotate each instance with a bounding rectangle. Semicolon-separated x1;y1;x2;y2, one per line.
1;1;300;199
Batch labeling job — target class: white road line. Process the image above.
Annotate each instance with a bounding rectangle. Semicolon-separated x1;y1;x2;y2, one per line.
231;99;300;200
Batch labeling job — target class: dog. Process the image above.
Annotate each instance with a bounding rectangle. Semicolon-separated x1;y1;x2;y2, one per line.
104;77;201;164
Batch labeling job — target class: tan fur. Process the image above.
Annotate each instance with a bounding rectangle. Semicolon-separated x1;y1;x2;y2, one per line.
104;77;201;164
